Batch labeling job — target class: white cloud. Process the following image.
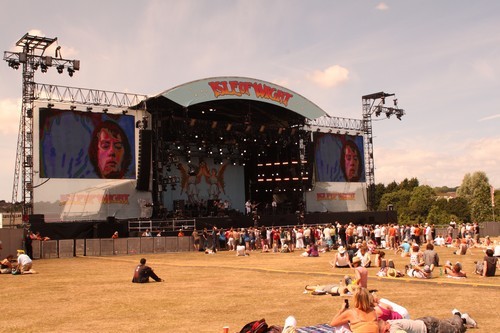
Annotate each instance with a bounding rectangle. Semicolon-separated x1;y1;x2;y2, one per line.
478;114;500;122
374;136;500;188
376;3;389;11
307;65;349;88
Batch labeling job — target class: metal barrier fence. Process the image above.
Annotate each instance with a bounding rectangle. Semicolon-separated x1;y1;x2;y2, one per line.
29;236;194;259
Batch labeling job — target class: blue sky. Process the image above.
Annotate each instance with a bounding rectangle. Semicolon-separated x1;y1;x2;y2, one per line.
1;0;499;202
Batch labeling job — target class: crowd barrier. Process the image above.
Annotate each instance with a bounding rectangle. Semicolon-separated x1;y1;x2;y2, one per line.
30;236;194;259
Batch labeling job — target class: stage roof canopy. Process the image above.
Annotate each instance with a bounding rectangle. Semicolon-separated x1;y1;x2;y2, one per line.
138;76;328;127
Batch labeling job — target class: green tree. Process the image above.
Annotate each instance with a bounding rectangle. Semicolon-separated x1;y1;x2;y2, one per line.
386;181;398;193
456;171;492;222
379;189;412;219
408;185;436;220
373;183;386;211
399;177;419;192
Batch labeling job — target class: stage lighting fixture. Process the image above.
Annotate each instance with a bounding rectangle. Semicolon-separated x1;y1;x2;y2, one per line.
122;110;128;115
70;105;76;110
385;111;391;119
226;123;232;131
393;99;398;107
32;62;39;70
67;67;75;77
40;63;48;73
47;103;54;108
8;59;20;70
103;108;109;114
56;65;64;74
86;107;93;112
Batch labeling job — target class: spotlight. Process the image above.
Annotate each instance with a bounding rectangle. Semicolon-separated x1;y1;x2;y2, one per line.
70;105;76;110
56;65;64;74
67;67;75;77
86;107;93;112
47;103;55;109
40;63;48;73
8;60;20;70
102;108;108;114
122;110;128;115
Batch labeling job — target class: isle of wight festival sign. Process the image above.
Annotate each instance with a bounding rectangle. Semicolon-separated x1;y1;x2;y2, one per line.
160;76;327;120
207;80;294;107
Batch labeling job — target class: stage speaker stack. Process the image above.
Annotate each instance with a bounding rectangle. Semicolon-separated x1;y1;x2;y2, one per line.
136;130;152;191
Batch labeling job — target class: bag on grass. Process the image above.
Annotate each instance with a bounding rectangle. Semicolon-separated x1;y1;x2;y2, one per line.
239;318;268;333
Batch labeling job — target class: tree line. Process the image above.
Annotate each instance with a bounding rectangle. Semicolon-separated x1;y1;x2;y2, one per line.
373;171;498;225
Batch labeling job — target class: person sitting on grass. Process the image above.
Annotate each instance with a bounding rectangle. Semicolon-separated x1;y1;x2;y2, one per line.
474;248;498;277
444;260;467;278
409;245;424;268
329;287;379;333
330;246;352;268
132;258;163;283
355;246;371;268
405;264;432;279
422;243;439;272
453;238;468;255
15;250;35;274
395;239;411;257
301;243;319;257
1;254;15;274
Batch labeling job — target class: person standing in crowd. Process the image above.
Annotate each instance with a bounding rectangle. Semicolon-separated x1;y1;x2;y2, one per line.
132;258;163;283
192;229;200;251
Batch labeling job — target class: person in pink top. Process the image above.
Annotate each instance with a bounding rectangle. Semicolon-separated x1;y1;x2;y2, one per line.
344;256;368;289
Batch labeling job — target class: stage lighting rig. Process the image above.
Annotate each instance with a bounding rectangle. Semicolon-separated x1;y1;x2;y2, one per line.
362;91;405;211
3;33;81;220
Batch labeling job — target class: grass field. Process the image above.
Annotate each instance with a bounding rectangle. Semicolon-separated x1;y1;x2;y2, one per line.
2;243;499;333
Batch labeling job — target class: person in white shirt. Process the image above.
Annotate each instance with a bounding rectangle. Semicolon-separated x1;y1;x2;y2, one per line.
16;250;34;274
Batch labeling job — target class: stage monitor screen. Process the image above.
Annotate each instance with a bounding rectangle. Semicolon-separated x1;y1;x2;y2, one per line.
39;108;136;179
314;133;365;182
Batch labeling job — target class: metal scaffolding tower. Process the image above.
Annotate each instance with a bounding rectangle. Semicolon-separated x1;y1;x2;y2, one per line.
362;92;405;210
3;33;80;222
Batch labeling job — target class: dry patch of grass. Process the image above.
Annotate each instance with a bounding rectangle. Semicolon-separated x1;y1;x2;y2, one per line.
2;245;499;333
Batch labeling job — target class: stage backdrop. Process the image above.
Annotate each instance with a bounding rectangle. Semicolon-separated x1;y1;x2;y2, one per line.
161;157;245;214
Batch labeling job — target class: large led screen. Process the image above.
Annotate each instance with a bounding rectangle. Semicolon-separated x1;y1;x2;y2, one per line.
314;133;365;182
39;108;136;179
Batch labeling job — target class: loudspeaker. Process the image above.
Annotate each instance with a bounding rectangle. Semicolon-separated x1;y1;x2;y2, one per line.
136;130;152;191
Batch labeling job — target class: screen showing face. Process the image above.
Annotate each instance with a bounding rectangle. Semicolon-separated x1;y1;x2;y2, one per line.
314;133;365;182
39;108;136;179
